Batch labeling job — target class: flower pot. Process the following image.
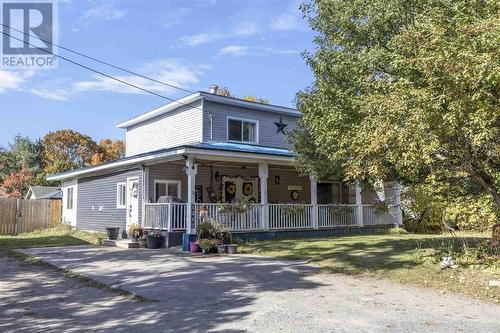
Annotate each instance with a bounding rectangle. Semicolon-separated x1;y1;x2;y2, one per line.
217;244;227;254
105;227;120;240
138;238;147;248
129;236;138;242
146;235;161;249
189;242;200;253
226;244;237;254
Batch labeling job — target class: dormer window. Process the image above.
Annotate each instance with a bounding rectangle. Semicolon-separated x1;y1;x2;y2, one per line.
227;117;258;143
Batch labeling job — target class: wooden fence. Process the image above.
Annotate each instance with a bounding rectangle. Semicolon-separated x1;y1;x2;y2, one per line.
0;198;62;235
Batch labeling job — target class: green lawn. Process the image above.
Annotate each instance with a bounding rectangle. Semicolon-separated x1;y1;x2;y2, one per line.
0;226;105;249
240;232;500;302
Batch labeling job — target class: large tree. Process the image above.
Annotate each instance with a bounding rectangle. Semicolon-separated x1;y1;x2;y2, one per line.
42;130;99;174
9;135;44;173
91;139;125;165
293;0;500;212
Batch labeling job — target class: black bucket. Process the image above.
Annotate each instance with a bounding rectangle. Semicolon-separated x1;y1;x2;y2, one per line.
105;227;120;240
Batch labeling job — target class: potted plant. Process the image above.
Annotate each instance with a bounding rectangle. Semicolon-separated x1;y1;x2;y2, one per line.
146;232;162;249
105;226;120;240
217;243;227;254
192;220;214;253
138;235;147;248
226;244;238;254
190;241;200;252
127;224;143;242
199;238;221;254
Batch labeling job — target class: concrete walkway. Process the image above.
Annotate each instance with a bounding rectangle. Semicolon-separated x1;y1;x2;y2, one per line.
1;245;498;333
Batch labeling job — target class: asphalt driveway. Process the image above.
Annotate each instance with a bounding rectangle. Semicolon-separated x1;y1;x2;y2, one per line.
3;246;498;333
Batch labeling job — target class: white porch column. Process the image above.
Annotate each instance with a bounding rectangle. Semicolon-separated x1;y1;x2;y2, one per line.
355;181;364;227
141;165;149;226
185;157;198;234
394;182;403;227
310;174;318;229
258;163;269;231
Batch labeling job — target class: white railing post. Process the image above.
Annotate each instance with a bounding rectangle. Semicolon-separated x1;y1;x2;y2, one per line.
355;181;364;227
167;203;172;231
394;182;403;227
310;174;318;229
185;157;198;234
259;163;269;231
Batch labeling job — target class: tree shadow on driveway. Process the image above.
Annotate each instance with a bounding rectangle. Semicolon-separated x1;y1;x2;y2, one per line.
6;246;324;333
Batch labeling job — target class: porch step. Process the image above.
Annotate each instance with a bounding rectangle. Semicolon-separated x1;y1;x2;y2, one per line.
103;239;140;249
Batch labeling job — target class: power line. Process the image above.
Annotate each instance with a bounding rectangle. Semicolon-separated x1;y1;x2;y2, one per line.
1;29;210;110
1;23;194;94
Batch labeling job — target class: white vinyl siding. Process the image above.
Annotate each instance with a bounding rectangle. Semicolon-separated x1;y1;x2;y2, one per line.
125;101;203;156
116;183;126;208
203;100;298;149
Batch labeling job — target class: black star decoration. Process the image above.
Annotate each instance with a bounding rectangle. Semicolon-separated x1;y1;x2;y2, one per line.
274;117;288;134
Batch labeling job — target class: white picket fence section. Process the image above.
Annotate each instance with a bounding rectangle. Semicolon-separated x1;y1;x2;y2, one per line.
362;205;397;226
143;202;398;232
144;203;186;231
318;205;358;228
269;204;313;229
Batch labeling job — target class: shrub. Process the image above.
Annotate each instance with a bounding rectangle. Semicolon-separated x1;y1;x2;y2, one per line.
127;224;143;238
388;227;408;235
199;238;222;253
196;221;215;240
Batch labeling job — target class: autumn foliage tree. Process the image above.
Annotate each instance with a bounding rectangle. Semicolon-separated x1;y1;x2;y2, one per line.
3;167;34;198
91;139;125;165
42;130;99;174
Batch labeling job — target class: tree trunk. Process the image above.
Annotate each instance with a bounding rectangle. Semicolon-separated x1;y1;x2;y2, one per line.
473;174;500;210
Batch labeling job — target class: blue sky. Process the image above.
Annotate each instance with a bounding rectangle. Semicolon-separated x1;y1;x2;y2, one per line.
0;0;315;146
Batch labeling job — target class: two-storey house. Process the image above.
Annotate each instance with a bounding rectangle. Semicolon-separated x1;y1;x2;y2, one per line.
48;85;402;247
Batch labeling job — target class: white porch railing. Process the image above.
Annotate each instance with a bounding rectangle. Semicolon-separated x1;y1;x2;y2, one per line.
143;203;187;231
269;204;313;229
193;203;262;231
318;205;358;228
143;203;398;232
362;205;397;226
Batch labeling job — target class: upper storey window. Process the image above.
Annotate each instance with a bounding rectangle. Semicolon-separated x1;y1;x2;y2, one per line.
227;117;258;143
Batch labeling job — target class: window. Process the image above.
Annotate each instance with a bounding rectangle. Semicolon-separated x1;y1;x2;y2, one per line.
227;118;258;143
116;183;126;208
66;187;74;210
154;180;181;202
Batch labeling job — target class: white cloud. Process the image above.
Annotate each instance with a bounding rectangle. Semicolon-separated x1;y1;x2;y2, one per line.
180;21;261;46
270;1;307;32
159;8;191;29
73;59;204;96
0;70;34;93
30;78;73;101
232;22;259;37
219;45;299;57
219;45;251;56
82;2;126;21
180;32;220;46
0;60;206;101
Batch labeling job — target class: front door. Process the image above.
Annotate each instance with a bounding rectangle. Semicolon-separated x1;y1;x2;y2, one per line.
317;183;333;204
222;176;258;203
126;177;139;226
